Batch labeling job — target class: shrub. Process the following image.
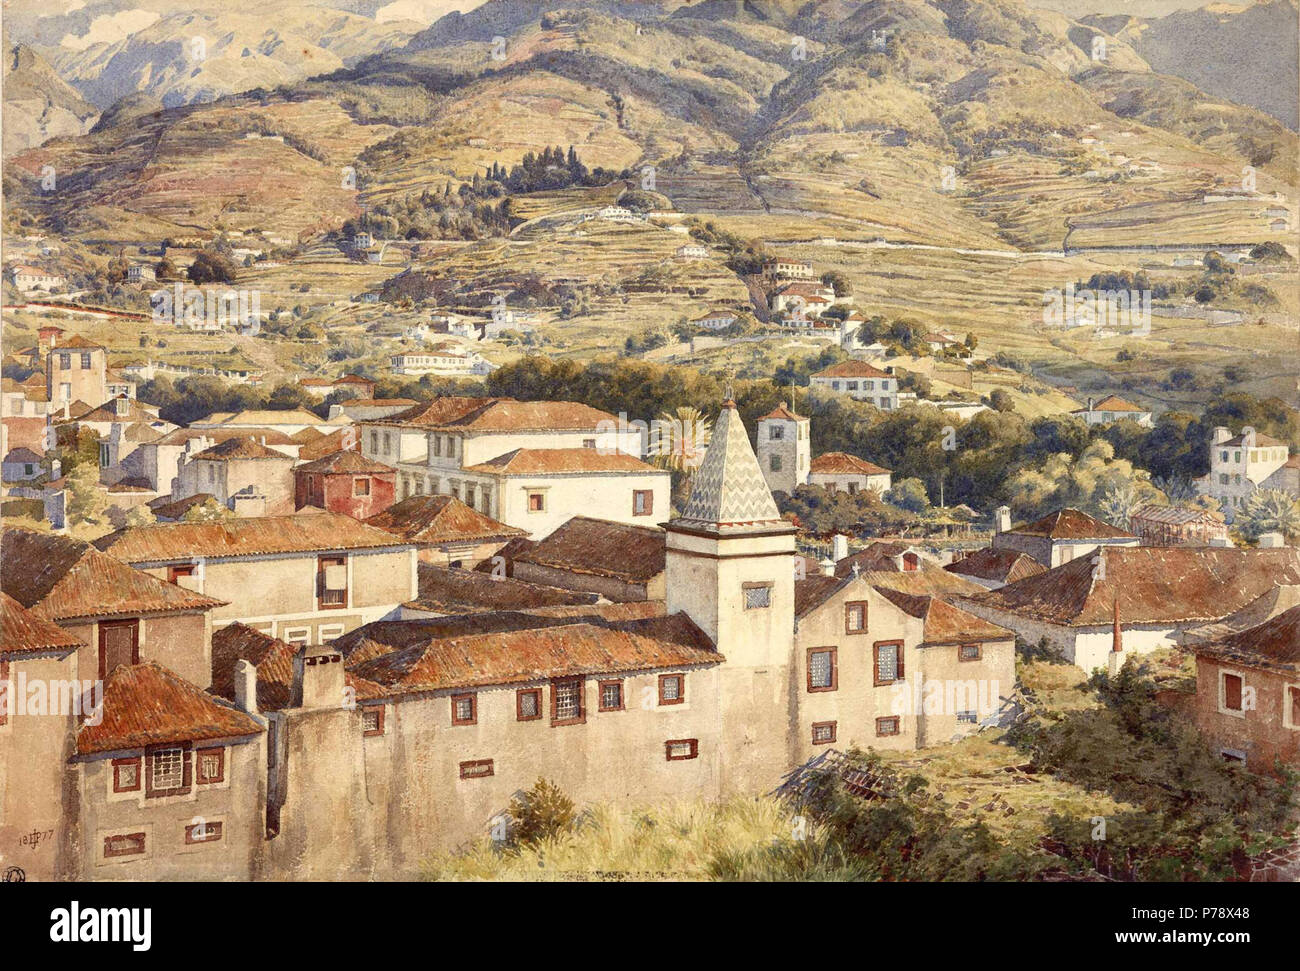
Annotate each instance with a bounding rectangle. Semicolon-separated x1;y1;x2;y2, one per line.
508;778;577;846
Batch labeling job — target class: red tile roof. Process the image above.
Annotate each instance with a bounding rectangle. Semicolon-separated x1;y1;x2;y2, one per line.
973;547;1300;627
52;334;103;350
463;448;657;475
75;662;263;756
151;427;296;448
795;574;851;618
192;436;296;461
0;592;84;657
813;361;892;379
294;450;394;475
94;512;414;562
1005;508;1134;540
409;564;597;614
810;452;892;476
3;527;225;621
350;614;719;693
1194;605;1300;674
944;548;1046;584
366;494;523;545
1073;395;1146;414
876;589;1014;645
514;516;665;583
370;397;615;433
211;624;387;711
760;403;805;421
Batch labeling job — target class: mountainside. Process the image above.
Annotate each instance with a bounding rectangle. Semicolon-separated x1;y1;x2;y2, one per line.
2;43;100;157
7;0;1296;252
43;7;426;109
1082;0;1299;129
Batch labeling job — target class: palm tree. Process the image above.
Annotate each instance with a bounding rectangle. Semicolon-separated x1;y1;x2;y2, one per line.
1097;481;1143;529
650;406;712;473
1238;489;1300;541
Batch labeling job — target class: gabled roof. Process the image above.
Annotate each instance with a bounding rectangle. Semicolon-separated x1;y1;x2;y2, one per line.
858;566;986;598
759;403;805;421
297;428;351;461
1220;431;1285;448
294;450;393;475
409;564;597;614
3;527;225;622
94;512;413;562
75;662;263;756
3;447;43;464
74;397;159;425
51;334;102;350
795;574;852;618
211;624;386;711
463;448;657;476
1004;508;1134;540
1181;584;1300;646
944;548;1046;584
196;409;327;426
350;614;719;694
366;494;524;545
875;590;1014;645
672;401;786;531
191;436;295;461
811;452;891;476
812;361;891;379
372;396;615;432
150;427;295;448
1195;605;1300;675
973;547;1300;627
148;493;217;519
0;592;84;658
1074;395;1146;414
514;516;666;583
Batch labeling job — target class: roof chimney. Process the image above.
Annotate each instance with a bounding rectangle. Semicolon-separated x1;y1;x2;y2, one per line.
818;557;835;577
994;505;1011;534
831;533;849;562
1087;397;1095;412
1213;426;1231;445
292;645;346;710
234;659;258;715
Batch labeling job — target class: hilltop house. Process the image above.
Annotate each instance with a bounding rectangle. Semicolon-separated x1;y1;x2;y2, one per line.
991;506;1138;568
809;452;892;496
810;361;898;409
1071;395;1153;428
1195;427;1298;510
10;265;66;294
389;346;494;377
761;258;816;281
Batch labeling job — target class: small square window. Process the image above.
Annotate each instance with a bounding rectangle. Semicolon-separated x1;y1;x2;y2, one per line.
451;694;476;726
517;688;542;721
599;680;624;712
185;820;223;845
811;722;836;744
770;426;784;440
744;583;772;609
459;759;494;779
769;454;782;472
104;832;146;858
528;492;546;513
958;644;981;662
196;747;224;784
845;602;867;634
362;705;385;736
665;739;698;761
583;438;596;448
633;489;653;516
146;744;190;797
876;716;900;737
659;674;684;706
353;477;371;497
112;758;141;793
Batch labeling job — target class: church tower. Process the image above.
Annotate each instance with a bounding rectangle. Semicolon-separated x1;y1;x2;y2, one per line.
756;402;810;496
664;398;797;794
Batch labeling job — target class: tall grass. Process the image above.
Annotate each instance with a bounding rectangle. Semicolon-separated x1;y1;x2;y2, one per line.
422;797;828;882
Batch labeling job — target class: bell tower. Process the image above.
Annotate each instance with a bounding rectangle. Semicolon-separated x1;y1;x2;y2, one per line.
664;398;797;793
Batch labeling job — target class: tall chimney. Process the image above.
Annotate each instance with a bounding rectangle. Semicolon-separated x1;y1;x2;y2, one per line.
831;533;849;562
995;505;1011;534
818;557;835;577
1213;426;1231;445
234;659;258;714
292;644;346;710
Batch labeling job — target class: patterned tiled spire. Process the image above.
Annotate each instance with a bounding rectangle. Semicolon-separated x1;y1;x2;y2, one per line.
675;401;782;528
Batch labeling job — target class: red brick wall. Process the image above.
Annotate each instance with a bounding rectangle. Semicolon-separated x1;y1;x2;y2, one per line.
300;471;396;520
1195;656;1299;775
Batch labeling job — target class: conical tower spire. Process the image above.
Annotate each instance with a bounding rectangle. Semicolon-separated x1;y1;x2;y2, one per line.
674;400;783;529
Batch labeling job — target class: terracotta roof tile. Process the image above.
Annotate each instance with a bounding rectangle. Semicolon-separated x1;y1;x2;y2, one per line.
1195;605;1300;674
944;548;1046;584
973;547;1300;627
75;662;263;756
514;516;665;583
211;624;387;711
760;403;805;421
795;574;851;618
813;361;892;379
192;436;296;461
366;494;523;545
810;452;892;476
3;527;225;621
1073;395;1146;413
350;614;719;693
294;450;393;475
408;564;597;614
876;590;1014;645
0;592;84;657
94;512;413;562
1005;508;1134;540
151;427;296;448
464;448;657;476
